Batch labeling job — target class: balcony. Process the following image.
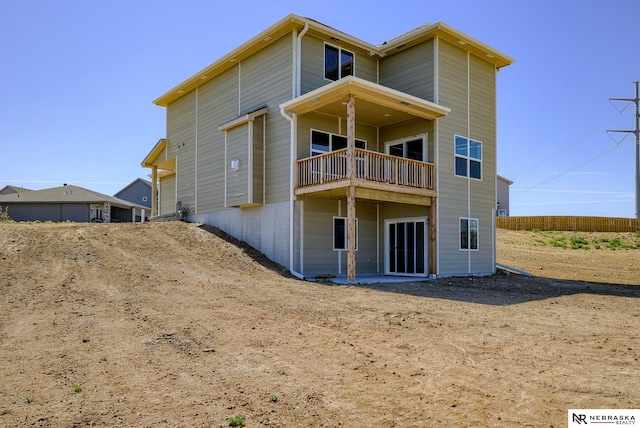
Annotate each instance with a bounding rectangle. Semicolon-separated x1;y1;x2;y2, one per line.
295;148;436;205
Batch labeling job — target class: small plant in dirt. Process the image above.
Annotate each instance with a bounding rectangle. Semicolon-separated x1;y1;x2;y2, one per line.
549;236;567;248
269;394;279;403
570;236;590;249
228;415;245;427
72;384;82;393
25;395;34;404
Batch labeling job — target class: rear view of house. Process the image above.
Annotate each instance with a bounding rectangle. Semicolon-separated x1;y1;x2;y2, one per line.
142;14;513;281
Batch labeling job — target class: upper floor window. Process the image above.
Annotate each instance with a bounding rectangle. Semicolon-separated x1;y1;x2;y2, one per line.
311;130;365;156
325;44;354;81
455;135;482;180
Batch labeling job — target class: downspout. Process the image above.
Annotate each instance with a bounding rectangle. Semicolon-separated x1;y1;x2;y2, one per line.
281;106;304;280
282;21;310;281
296;21;309;97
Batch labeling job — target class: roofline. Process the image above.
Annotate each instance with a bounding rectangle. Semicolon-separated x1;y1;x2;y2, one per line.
153;14;513;107
141;138;167;167
379;22;514;69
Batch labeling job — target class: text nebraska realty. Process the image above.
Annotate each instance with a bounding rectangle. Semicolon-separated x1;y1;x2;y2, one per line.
573;413;636;424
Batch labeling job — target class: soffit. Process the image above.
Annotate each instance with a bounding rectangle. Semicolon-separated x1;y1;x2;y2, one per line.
280;76;449;127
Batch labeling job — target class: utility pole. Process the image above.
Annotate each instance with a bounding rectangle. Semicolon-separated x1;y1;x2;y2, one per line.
608;81;640;218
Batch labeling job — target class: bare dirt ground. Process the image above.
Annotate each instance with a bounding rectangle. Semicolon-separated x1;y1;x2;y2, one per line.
0;222;638;427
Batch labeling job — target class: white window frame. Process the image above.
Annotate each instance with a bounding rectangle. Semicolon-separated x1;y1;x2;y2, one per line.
454;135;482;180
333;216;358;251
310;129;366;156
497;209;507;217
384;134;427;161
324;43;355;81
459;217;479;251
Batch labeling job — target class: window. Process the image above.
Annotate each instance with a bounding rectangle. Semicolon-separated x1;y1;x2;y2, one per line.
460;218;478;250
497;209;507;217
311;130;365;156
142;196;148;202
333;217;358;251
386;136;425;161
325;44;354;81
455;135;482;179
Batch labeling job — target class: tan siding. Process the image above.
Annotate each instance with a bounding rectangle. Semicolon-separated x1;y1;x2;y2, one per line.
226;125;250;207
240;35;293;204
379;40;434;102
300;35;378;95
436;40;471;275
252;115;265;204
296;113;377;159
435;40;499;275
167;91;197;211
302;198;378;276
197;66;240;213
159;174;176;215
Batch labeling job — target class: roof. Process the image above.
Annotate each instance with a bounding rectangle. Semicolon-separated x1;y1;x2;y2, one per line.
114;178;152;198
497;175;514;185
153;14;514;107
0;184;146;210
280;76;450;126
0;185;32;195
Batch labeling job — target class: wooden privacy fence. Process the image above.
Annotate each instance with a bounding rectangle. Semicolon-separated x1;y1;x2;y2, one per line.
496;216;640;232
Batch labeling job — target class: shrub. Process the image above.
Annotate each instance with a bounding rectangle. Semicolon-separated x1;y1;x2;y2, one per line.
570;236;590;250
0;205;12;222
228;415;245;427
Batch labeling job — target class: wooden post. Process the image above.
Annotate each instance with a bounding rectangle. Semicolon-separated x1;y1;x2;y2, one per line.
429;198;437;276
151;166;158;217
346;94;356;282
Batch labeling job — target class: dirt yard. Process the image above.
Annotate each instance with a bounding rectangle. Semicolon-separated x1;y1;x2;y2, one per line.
0;222;638;427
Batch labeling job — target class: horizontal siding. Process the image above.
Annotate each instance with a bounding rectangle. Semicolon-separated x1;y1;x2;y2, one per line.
296;113;378;159
240;35;293;204
167;92;197;211
159;174;176;215
302;199;378;277
226;125;249;207
379;40;434;101
197;66;240;213
300;34;378;95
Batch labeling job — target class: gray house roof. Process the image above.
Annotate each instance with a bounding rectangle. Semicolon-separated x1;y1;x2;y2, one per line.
0;184;145;210
0;185;32;195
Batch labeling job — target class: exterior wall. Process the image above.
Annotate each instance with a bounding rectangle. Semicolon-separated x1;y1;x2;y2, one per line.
379;119;434;162
300;199;432;278
193;201;290;268
301;198;378;277
296;113;378;159
379;39;435;102
300;34;378;95
435;39;497;276
497;178;511;216
162;34;294;268
159;174;176;215
4;203;89;222
115;182;151;208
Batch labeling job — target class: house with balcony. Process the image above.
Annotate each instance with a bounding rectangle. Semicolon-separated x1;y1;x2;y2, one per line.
142;14;513;281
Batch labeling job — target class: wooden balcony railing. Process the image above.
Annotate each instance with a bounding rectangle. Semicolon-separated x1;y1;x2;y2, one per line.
296;148;435;190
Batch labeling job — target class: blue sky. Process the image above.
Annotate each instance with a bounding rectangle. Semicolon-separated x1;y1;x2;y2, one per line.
1;0;638;217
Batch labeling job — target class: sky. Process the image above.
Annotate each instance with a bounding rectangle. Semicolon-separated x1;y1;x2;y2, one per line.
1;0;639;217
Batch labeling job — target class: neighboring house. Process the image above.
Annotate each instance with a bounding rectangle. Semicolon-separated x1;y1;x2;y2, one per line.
0;184;147;223
114;178;153;209
497;175;513;216
142;14;513;281
0;185;32;195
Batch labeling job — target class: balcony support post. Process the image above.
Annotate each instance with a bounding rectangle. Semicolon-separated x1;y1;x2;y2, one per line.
151;166;158;217
347;94;357;282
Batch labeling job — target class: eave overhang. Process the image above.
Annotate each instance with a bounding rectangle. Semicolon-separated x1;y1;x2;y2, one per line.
153;15;513;108
280;76;450;126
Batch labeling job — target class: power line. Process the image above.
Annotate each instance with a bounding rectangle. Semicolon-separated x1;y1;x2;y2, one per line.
608;81;640;218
